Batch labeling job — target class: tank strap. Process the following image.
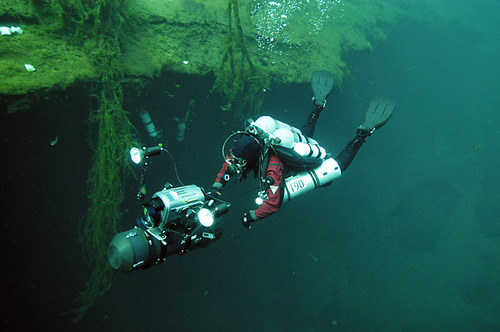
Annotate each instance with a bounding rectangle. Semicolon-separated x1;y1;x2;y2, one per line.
258;148;271;184
272;145;323;170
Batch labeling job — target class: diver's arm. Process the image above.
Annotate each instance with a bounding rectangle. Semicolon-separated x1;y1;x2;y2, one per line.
254;154;284;219
213;155;231;191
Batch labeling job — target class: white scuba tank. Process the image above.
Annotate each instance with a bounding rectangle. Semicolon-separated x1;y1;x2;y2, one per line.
176;121;186;142
293;142;326;159
254;116;300;135
139;109;162;140
254;116;317;143
250;116;326;158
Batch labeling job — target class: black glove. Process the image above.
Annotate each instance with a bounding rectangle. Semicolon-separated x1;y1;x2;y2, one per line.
241;210;257;229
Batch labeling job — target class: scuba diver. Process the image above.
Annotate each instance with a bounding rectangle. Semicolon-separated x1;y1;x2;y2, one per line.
106;71;394;272
211;70;395;228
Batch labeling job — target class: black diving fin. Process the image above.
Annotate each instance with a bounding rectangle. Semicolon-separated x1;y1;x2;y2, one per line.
359;97;395;134
311;70;334;105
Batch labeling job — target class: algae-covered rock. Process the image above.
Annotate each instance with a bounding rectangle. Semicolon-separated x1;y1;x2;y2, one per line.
120;0;232;77
0;29;98;95
120;0;403;88
0;0;98;95
0;0;35;18
1;0;411;97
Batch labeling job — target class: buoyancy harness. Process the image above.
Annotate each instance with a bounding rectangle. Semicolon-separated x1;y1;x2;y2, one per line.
244;116;342;203
221;116;342;204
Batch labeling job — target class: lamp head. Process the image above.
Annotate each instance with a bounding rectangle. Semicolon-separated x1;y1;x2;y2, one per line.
130;145;162;164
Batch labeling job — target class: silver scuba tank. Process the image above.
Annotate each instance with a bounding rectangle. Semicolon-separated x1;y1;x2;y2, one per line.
139;109;162;140
282;157;341;201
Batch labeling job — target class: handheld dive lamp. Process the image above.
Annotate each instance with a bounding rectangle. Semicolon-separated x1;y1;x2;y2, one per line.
197;202;230;227
130;145;162;164
255;190;268;206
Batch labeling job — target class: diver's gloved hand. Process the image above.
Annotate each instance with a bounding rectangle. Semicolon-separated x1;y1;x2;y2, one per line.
241;210;258;229
212;182;223;191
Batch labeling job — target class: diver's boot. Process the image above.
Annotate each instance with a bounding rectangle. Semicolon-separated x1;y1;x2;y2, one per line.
358;97;395;136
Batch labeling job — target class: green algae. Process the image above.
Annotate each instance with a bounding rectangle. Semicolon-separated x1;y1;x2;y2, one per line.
1;0;422;99
212;0;268;118
47;0;135;322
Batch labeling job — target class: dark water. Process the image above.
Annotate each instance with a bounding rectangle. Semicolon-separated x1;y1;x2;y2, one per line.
2;2;500;331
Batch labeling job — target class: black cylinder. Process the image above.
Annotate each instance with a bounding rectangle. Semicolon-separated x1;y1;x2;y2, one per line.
107;228;167;272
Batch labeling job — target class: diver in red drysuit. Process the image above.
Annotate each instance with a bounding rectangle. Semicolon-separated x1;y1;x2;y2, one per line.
211;70;393;228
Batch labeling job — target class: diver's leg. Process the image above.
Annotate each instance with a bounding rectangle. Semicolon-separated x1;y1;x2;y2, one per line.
335;130;368;172
301;101;324;138
336;97;395;172
302;70;334;137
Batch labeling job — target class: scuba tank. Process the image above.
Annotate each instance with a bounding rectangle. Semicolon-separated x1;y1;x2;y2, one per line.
174;118;186;142
293;142;326;159
246;116;327;159
139;109;162;141
248;116;318;146
283;157;341;201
